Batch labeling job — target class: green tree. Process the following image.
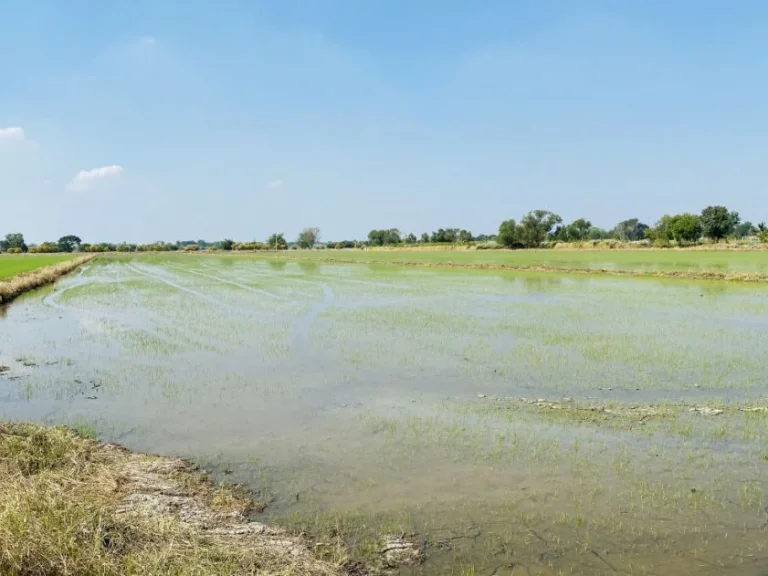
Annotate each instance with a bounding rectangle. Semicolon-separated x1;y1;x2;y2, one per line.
588;227;610;240
419;233;430;243
565;218;592;241
700;206;739;242
458;229;473;243
220;239;234;251
734;222;755;238
613;219;649;242
267;233;287;250
756;223;768;243
405;233;418;244
4;233;27;253
367;229;401;246
497;219;520;248
57;235;82;252
519;210;562;247
669;213;702;244
296;227;320;249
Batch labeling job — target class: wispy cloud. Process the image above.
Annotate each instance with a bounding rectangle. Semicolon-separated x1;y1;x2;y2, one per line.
69;165;124;191
267;179;285;189
0;126;24;141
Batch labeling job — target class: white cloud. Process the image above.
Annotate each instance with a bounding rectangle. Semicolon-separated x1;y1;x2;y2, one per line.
267;179;285;189
69;165;124;191
0;127;24;141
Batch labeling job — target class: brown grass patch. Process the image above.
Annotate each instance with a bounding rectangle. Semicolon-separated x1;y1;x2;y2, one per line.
0;256;95;305
0;422;346;576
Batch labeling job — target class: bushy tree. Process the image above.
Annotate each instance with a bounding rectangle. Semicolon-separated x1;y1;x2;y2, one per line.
458;229;473;243
566;218;592;241
700;206;740;242
57;235;82;252
29;242;60;253
405;233;418;244
519;210;562;247
497;219;520;248
267;233;288;250
4;233;27;253
756;223;768;243
296;227;321;249
367;229;401;246
420;233;430;243
588;227;610;240
220;239;234;251
669;213;702;244
613;219;649;242
734;222;755;238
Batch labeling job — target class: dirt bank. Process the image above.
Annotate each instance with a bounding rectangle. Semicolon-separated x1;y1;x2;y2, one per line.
0;256;95;305
0;422;346;576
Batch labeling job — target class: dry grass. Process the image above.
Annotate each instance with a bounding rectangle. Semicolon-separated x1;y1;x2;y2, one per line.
0;422;346;576
0;256;94;305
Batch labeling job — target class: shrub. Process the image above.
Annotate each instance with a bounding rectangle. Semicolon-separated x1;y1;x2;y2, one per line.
183;244;200;252
7;247;22;254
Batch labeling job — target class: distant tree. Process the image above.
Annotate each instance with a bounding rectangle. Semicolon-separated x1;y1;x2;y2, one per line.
220;239;235;251
646;215;675;244
669;213;702;244
700;206;740;242
587;227;610;240
4;233;27;253
757;223;768;243
734;222;755;238
267;233;288;250
519;210;562;247
368;229;401;246
458;229;473;243
497;219;520;248
566;218;592;241
420;233;430;243
57;235;82;253
405;233;418;244
613;219;649;242
29;241;60;253
296;227;321;249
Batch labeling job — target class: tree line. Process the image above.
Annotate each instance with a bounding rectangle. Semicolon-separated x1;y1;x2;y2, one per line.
2;206;766;254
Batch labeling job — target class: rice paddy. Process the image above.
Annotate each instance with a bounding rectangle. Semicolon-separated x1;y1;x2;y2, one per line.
0;254;77;279
257;247;768;276
2;253;768;574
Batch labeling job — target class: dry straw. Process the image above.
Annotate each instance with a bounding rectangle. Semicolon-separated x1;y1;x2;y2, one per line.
0;256;94;305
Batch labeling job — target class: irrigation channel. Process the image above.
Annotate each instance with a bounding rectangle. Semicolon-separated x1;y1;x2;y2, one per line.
2;255;768;575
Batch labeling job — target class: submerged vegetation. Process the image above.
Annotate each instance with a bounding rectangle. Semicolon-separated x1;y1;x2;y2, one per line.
2;255;768;573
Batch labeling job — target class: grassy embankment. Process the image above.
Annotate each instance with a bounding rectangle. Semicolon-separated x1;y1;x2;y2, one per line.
0;254;77;280
0;255;94;305
0;422;346;576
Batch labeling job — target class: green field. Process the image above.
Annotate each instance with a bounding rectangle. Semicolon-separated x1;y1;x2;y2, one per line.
0;254;76;280
249;247;768;275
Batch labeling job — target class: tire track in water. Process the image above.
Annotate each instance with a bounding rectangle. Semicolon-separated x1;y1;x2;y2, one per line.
166;264;287;301
291;283;335;354
126;263;244;313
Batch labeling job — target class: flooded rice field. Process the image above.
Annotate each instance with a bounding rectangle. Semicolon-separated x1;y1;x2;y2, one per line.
2;254;768;575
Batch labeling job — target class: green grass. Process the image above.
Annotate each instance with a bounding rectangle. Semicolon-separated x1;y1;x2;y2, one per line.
0;254;76;280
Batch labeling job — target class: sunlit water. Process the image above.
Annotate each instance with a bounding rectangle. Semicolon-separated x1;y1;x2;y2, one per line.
2;255;768;574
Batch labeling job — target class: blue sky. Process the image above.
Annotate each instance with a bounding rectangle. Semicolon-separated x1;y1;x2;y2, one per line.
1;0;767;244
